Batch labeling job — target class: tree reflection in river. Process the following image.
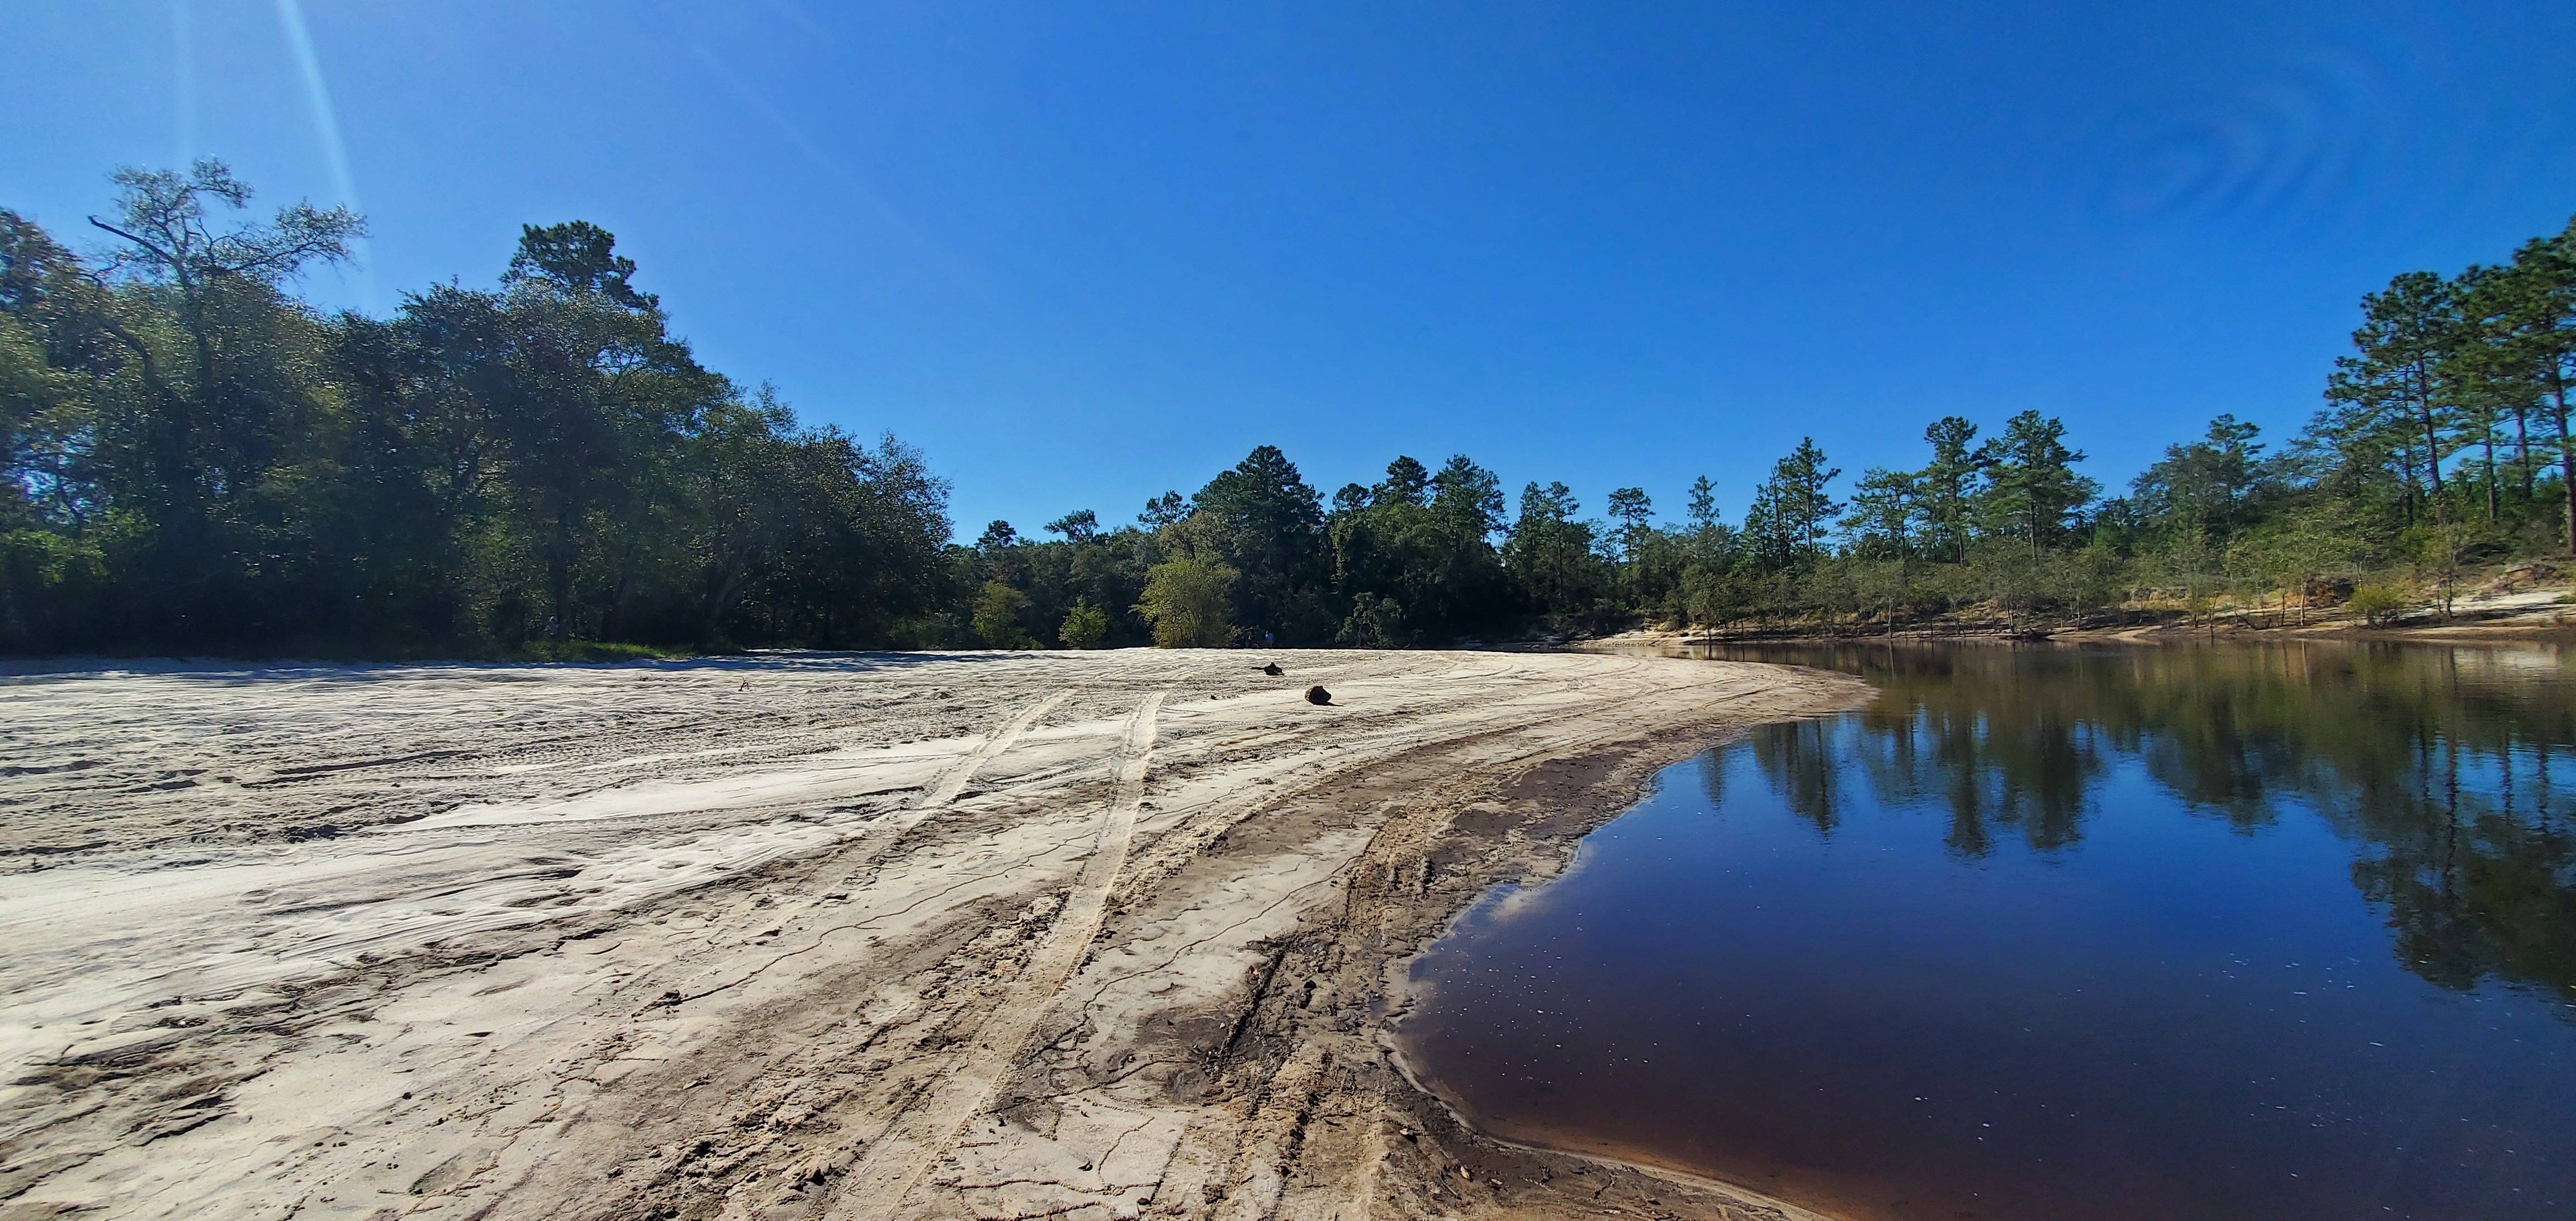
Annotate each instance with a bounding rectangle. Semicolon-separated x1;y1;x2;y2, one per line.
1722;641;2576;999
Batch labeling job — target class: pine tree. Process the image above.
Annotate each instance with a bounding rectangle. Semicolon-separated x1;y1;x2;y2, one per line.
2330;271;2463;518
2469;217;2576;552
1606;487;1653;560
1761;438;1840;564
1982;411;2096;558
1918;417;1984;562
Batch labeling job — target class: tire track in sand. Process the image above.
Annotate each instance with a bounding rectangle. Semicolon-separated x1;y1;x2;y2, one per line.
813;688;1075;892
920;689;1074;811
644;690;1072;1010
831;690;1167;1221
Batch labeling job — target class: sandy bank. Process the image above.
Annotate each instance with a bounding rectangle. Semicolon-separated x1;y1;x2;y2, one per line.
1587;600;2576;651
0;649;1864;1221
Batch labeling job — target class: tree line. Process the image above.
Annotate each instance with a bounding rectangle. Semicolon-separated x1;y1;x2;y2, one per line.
2;162;949;655
6;163;2573;655
952;210;2576;647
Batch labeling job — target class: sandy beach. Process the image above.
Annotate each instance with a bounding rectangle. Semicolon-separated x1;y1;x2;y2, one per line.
0;649;1863;1221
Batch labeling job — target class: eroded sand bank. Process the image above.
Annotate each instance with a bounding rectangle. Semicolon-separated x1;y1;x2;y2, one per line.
0;649;1864;1221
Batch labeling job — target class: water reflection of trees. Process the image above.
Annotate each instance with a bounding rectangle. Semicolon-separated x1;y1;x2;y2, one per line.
1750;721;1842;835
1718;641;2576;997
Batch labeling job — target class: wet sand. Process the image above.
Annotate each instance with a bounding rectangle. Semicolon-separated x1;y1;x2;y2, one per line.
0;648;1863;1221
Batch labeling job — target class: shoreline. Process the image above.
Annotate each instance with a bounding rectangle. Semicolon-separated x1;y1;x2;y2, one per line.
1365;702;1865;1221
1575;617;2576;653
0;648;1869;1221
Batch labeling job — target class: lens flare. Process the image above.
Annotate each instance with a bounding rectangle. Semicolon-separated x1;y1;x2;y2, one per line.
2093;37;2413;233
171;0;195;167
272;0;377;311
690;42;988;304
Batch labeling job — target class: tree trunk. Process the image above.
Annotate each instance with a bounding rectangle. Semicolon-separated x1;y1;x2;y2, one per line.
2395;442;2417;525
2485;429;2499;521
550;501;575;629
2516;405;2534;496
700;555;755;645
2416;394;2445;499
2556;376;2575;557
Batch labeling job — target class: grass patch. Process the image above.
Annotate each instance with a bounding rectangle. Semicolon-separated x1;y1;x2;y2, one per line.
509;640;700;663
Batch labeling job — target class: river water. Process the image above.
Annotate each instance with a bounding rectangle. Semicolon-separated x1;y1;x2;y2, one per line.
1396;641;2576;1220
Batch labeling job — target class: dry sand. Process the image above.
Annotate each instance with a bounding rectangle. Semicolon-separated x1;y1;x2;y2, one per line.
0;649;1865;1221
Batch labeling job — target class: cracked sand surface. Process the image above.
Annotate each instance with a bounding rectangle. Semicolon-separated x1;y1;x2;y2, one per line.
0;649;1864;1221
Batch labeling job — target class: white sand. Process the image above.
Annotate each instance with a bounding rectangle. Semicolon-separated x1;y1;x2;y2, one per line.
0;649;1858;1221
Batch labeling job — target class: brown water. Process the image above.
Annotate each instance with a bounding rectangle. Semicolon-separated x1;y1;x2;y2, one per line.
1398;641;2576;1220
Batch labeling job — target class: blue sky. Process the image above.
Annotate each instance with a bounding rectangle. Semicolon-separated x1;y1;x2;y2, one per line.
7;1;2575;539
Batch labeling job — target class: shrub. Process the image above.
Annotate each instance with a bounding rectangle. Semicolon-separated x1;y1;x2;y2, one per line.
1058;598;1109;650
972;581;1038;649
1137;557;1237;648
2346;584;2411;627
1337;592;1408;646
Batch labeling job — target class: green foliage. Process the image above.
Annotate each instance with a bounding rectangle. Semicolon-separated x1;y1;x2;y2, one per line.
1840;467;1919;559
1138;491;1187;528
1606;486;1653;559
1326;455;1509;641
1188;446;1328;640
505;220;657;310
1917;417;1984;562
1684;475;1720;532
972;580;1037;649
16;164;2576;656
2346;584;2412;626
1137;555;1238;648
0;528;109;650
1058;597;1109;649
517;639;694;662
939;210;2576;647
1983;411;2097;556
2131;415;2270;546
1337;591;1407;646
2328;271;2458;512
1045;509;1100;542
1745;438;1840;567
1503;480;1604;621
92;159;364;288
0;164;950;656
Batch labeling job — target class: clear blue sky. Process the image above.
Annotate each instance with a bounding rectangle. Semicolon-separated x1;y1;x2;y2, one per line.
8;1;2575;539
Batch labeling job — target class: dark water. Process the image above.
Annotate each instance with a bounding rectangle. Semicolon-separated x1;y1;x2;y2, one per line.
1398;642;2576;1221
